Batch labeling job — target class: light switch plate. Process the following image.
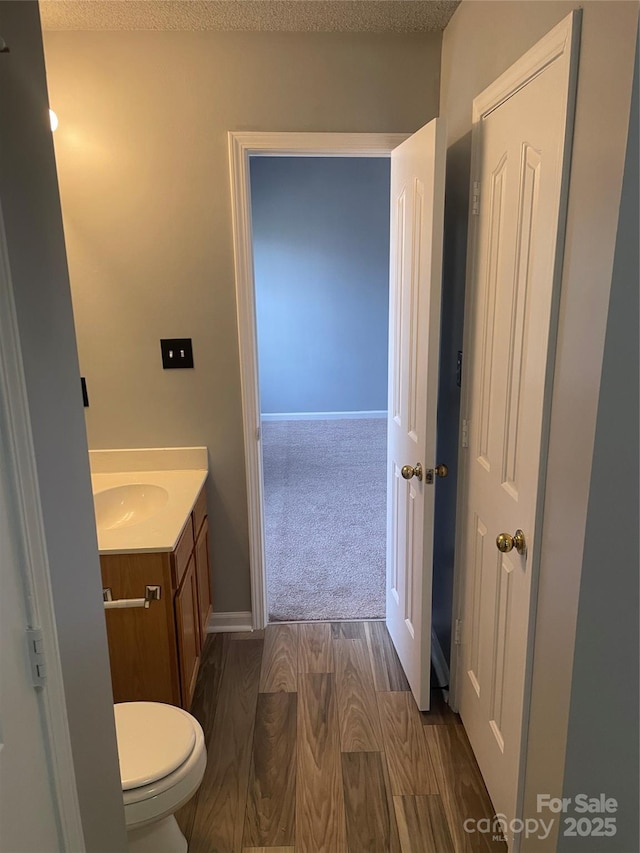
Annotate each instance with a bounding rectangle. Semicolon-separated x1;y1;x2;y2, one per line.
160;338;194;369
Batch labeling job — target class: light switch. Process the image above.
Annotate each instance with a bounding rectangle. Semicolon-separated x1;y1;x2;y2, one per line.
160;338;194;369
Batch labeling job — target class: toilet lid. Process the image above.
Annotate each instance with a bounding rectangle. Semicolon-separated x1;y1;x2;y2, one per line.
114;702;197;790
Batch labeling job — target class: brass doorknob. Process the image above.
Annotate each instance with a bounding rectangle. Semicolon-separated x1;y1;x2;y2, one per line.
496;529;526;555
401;463;423;482
434;464;448;478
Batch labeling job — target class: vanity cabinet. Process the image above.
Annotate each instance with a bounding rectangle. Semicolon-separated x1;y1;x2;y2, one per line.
195;518;212;633
175;554;200;706
192;486;212;628
101;484;212;710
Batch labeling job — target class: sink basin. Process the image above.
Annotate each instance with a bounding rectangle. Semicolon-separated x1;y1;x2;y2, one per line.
94;484;169;530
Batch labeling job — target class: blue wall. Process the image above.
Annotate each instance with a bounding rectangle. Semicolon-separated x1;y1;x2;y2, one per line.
250;157;390;415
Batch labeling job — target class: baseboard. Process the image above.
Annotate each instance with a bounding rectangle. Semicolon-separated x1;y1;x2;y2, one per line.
207;611;254;633
260;410;387;421
431;629;450;688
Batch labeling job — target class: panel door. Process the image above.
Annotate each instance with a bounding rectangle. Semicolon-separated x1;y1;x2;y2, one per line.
458;15;579;838
386;118;447;710
0;426;63;851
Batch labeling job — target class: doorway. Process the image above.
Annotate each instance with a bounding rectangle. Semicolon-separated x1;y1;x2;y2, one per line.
230;125;447;712
229;132;408;631
250;155;390;623
229;125;447;710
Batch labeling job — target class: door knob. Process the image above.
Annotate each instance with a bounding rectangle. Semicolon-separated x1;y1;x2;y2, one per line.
434;464;448;478
496;529;526;555
401;463;423;481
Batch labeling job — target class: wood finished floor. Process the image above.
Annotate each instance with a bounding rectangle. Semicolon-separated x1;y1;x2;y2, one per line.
176;622;506;853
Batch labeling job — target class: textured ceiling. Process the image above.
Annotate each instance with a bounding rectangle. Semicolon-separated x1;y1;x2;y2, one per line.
39;0;461;33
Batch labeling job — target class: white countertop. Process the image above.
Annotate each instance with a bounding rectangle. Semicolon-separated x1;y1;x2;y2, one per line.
90;448;208;555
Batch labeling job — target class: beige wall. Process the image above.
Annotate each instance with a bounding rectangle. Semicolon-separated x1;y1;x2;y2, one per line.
42;29;442;613
439;1;638;846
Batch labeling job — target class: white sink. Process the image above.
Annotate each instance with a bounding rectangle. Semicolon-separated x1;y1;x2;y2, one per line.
93;484;169;530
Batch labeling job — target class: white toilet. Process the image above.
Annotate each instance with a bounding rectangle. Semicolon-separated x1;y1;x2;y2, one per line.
114;701;207;853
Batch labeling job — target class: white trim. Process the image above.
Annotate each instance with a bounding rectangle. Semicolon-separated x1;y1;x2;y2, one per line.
207;611;254;633
261;410;387;422
0;204;85;850
472;15;576;124
230;131;408;159
229;131;409;631
430;629;450;689
266;618;385;625
449;11;580;848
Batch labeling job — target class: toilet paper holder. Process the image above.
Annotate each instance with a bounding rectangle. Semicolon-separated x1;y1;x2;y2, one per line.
103;585;161;610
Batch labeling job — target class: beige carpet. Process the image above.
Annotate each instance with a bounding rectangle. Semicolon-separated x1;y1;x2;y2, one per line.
262;418;387;622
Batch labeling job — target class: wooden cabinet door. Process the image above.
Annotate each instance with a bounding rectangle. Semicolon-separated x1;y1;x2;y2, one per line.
195;517;212;638
101;552;180;705
175;554;200;709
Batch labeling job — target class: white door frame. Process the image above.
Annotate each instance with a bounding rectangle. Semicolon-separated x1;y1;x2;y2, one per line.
0;203;86;850
449;8;580;832
229;131;408;630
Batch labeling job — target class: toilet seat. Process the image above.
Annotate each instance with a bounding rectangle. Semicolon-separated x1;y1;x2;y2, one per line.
114;702;206;831
115;702;197;789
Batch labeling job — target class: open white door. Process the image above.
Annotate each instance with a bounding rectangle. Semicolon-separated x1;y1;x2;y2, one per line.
0;446;67;853
0;212;84;851
386;118;446;711
456;14;579;844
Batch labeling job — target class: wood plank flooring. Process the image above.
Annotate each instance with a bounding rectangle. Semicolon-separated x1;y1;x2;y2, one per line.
177;622;506;853
243;692;297;848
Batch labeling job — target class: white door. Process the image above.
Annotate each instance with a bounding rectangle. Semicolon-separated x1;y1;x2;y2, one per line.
456;14;579;841
0;209;82;851
0;431;66;852
386;118;446;711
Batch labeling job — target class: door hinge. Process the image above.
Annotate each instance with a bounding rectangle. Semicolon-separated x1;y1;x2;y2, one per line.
472;181;481;216
461;418;469;448
26;628;47;687
256;425;261;441
454;619;463;645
